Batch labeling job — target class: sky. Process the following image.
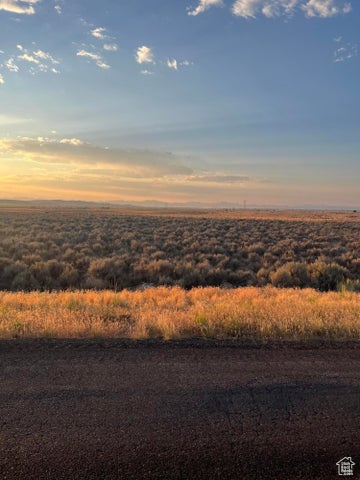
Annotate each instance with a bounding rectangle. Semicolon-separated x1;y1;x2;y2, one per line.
0;0;359;207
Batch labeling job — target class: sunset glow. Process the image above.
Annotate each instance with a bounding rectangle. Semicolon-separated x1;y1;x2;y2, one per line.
0;0;359;207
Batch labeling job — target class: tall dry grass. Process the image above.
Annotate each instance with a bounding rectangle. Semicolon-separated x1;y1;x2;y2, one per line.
0;287;359;340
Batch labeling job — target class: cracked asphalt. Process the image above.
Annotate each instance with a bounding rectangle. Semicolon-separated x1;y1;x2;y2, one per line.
0;339;359;479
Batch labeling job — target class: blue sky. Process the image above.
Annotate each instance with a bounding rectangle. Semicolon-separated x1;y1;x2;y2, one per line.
0;0;359;206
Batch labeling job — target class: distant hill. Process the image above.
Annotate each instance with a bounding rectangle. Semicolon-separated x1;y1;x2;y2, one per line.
0;198;358;211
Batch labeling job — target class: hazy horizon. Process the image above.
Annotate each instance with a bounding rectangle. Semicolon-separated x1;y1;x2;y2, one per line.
0;197;359;211
0;0;359;207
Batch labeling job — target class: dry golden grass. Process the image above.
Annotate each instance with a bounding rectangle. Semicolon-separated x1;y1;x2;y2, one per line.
0;287;359;341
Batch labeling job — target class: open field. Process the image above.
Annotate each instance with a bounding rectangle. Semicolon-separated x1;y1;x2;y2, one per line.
0;207;359;292
1;286;359;340
0;202;359;221
1;340;359;480
1;208;359;479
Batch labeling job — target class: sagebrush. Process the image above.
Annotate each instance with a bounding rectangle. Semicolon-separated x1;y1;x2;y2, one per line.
0;208;359;292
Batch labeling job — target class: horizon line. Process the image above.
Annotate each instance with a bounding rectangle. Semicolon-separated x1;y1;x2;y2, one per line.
0;198;358;211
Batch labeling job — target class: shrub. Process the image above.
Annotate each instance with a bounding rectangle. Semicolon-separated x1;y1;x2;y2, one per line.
309;260;350;292
0;209;358;291
270;262;309;288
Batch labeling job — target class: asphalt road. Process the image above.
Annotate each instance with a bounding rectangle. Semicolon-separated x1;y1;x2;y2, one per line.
0;339;359;480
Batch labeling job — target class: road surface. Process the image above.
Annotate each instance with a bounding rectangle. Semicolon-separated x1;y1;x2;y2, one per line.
0;339;359;479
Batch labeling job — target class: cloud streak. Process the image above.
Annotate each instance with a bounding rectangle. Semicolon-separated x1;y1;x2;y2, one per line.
0;137;193;178
5;45;62;75
18;53;39;64
103;43;118;52
186;174;251;183
188;0;224;16
302;0;351;17
167;58;178;70
0;137;269;204
91;27;107;40
189;0;352;18
5;57;19;72
33;49;59;64
77;49;110;69
334;37;359;62
232;0;352;18
0;0;40;15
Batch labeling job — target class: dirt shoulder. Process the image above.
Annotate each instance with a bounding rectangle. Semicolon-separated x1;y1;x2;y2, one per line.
1;340;359;479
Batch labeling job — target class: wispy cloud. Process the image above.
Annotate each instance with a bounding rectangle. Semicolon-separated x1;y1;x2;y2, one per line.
190;0;352;18
232;0;351;18
135;46;154;64
91;27;107;40
333;37;359;63
186;174;251;183
5;57;19;72
0;137;269;203
302;0;351;17
187;0;224;16
18;53;39;64
103;43;118;52
167;58;178;70
0;137;193;178
33;49;59;64
137;50;192;74
166;58;192;70
0;73;4;84
59;138;86;146
87;26;118;60
0;114;33;125
0;0;40;15
233;0;290;18
76;49;110;69
15;45;61;74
